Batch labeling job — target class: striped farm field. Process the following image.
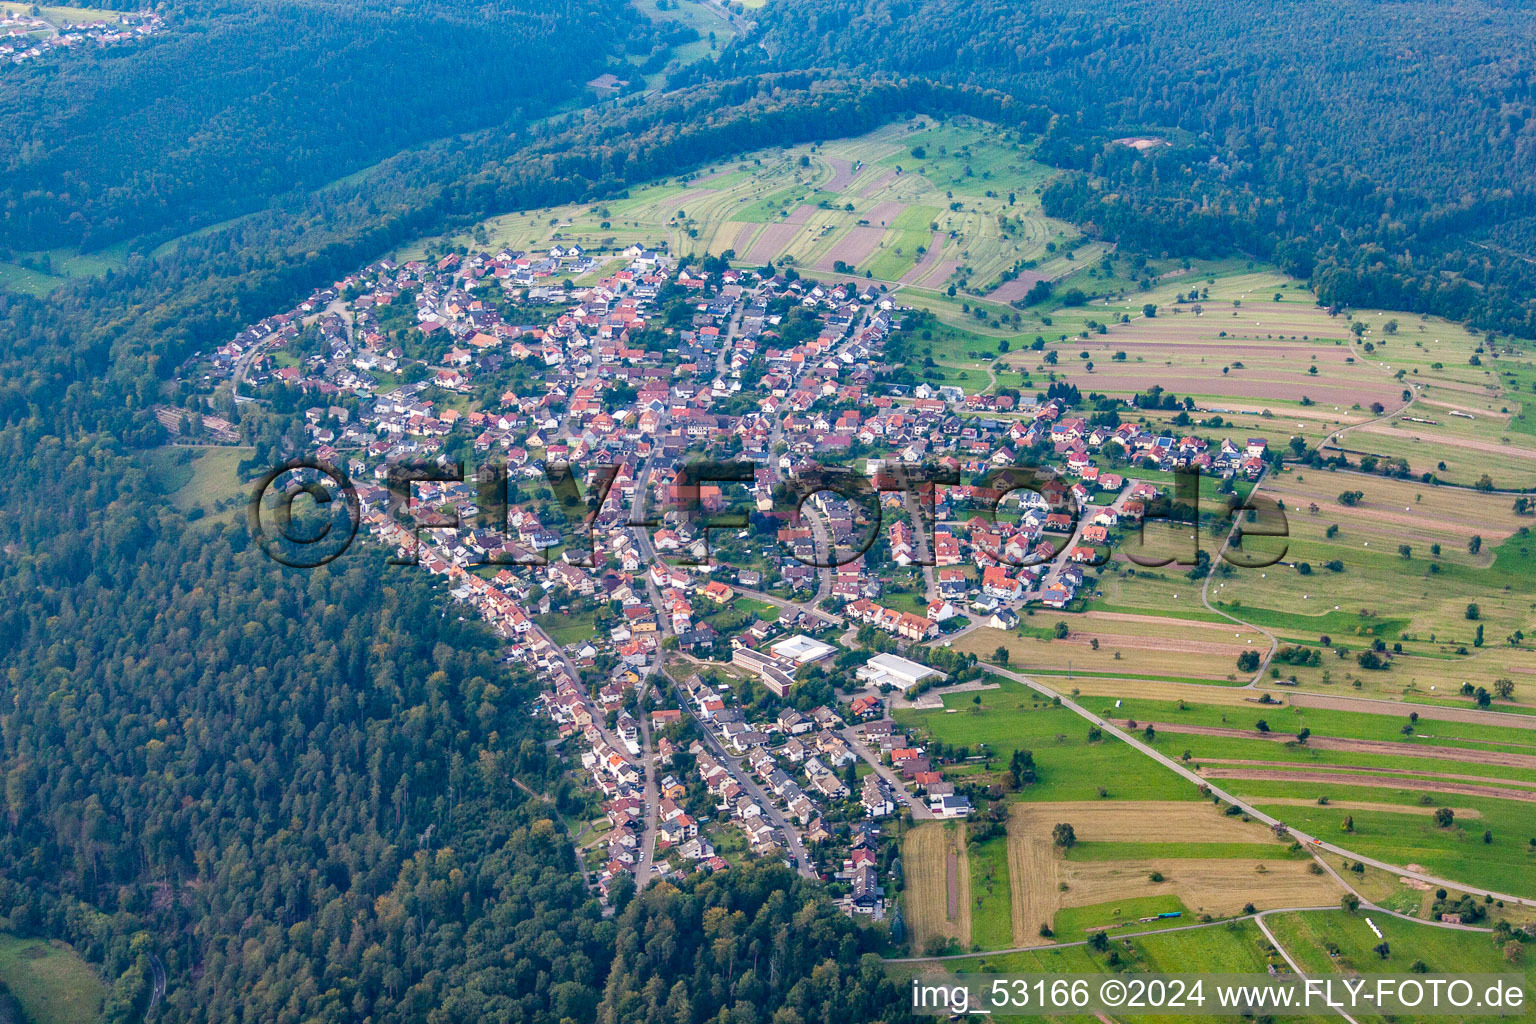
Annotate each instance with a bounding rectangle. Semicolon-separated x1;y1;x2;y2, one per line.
904;823;971;955
1242;782;1536;897
411;117;1081;328
1207;767;1536;802
1004;801;1337;943
1051;676;1279;705
1064;856;1341;917
1008;800;1282;844
1005;809;1059;943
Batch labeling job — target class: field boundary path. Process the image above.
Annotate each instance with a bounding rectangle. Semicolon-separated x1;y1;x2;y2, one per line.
977;664;1536;908
1200;465;1279;685
1203;334;1431;685
887;904;1344;964
1253;912;1365;1024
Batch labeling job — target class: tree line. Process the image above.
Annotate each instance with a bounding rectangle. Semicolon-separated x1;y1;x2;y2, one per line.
715;0;1536;337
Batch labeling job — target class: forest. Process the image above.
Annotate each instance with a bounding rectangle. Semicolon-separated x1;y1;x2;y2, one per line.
0;0;655;250
706;0;1536;337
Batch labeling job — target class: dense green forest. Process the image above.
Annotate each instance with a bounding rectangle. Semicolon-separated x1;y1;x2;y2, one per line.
0;432;600;1021
706;0;1536;336
597;867;903;1024
0;0;655;250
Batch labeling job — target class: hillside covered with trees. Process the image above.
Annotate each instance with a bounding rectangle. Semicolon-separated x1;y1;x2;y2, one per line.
710;0;1536;336
0;0;654;250
0;62;934;1020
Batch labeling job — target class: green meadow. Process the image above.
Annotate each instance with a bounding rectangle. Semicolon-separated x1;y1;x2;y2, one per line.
895;679;1199;802
0;934;103;1024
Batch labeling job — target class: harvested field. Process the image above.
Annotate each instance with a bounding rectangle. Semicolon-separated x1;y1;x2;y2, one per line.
814;225;886;272
727;221;759;254
1196;758;1536;790
1205;768;1536;803
899;232;947;285
865;200;906;226
432;123;1082;308
1066;678;1274;706
858;168;899;196
822;157;856;191
743;205;814;264
1015;304;1407;407
1006;811;1060;942
1065;631;1246;657
1275;492;1515;545
1061;370;1392;407
924;259;960;286
1064;858;1342;916
1010;801;1277;843
1007;802;1339;933
1356;422;1536;462
957;627;1247;683
1262;467;1528;539
989;270;1050;304
664;188;711;220
905;823;971;952
1144;720;1536;770
1287;692;1536;729
1242;797;1483;818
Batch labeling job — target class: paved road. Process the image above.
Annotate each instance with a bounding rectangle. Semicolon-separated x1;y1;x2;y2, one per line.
633;684;661;886
230;294;350;405
628;452;666;569
888;905;1345;963
1014;479;1135;603
842;724;933;820
713;284;748;379
1253;912;1365;1024
229;329;273;405
899;486;938;603
803;505;838;610
667;675;817;878
1316;337;1421;461
733;583;843;626
980;663;1536;909
765;305;875;612
1199;465;1279;685
145;952;166;1020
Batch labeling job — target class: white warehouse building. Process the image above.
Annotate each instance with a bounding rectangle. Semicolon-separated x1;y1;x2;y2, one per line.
770;634;836;666
855;653;942;691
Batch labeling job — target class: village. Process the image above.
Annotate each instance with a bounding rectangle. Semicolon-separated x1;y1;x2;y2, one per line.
167;236;1281;919
0;7;163;66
